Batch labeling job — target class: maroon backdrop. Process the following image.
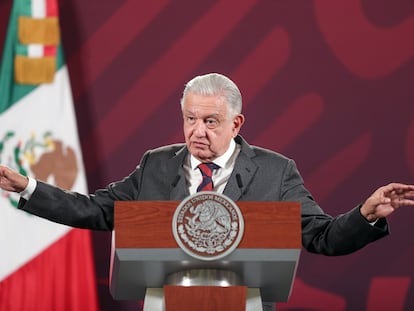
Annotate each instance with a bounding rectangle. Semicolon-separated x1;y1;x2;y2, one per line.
1;1;414;310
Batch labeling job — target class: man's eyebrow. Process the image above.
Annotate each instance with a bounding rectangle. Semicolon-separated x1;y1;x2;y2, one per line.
205;113;219;118
184;112;220;118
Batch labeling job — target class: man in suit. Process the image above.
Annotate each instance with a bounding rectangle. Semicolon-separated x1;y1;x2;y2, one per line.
1;72;414;256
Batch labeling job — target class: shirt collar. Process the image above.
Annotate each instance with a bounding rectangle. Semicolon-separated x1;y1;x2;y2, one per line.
190;138;236;170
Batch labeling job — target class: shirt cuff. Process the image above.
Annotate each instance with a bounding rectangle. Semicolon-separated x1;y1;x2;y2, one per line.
369;218;379;226
19;176;37;200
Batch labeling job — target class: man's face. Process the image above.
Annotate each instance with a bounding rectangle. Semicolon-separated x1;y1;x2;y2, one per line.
182;92;244;162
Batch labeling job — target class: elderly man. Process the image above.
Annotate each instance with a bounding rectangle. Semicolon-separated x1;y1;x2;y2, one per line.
1;72;414;256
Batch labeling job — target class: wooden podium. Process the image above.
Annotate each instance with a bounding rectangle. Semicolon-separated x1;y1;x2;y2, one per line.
110;200;301;310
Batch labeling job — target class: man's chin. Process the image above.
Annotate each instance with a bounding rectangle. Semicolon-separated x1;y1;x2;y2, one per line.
191;149;213;162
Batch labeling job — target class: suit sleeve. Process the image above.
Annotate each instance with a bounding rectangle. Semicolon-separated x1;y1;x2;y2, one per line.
281;159;389;256
17;151;152;231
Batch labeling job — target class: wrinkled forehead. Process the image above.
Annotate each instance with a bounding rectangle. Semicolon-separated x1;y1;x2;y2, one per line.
182;92;237;119
183;93;229;113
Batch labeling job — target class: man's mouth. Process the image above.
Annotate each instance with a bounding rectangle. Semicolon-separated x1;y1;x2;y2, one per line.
191;141;208;148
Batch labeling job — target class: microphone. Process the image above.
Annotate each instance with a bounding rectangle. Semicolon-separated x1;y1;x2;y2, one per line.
236;174;243;189
171;175;181;188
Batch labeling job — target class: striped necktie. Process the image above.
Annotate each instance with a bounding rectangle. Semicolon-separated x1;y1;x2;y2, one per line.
197;162;219;192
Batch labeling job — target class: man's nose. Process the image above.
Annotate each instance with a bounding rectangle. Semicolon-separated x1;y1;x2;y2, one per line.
193;120;207;136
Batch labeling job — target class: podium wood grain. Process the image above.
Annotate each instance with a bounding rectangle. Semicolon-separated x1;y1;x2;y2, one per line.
114;201;301;249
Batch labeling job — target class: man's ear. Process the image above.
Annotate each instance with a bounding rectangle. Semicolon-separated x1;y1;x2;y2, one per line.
232;114;245;137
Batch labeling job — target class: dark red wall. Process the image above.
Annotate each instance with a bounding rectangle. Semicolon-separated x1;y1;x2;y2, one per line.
1;1;414;310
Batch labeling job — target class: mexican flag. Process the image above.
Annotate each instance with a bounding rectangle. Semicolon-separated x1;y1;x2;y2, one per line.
0;0;99;310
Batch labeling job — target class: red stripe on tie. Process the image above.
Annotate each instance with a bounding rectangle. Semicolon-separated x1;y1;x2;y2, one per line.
197;163;219;192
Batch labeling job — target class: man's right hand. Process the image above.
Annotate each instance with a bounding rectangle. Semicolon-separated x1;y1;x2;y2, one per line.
0;165;29;193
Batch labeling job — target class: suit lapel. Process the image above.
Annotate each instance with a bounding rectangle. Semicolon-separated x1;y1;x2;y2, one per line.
223;136;257;201
168;146;190;200
166;136;257;202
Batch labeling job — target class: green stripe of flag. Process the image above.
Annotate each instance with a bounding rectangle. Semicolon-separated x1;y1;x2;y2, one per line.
0;0;65;114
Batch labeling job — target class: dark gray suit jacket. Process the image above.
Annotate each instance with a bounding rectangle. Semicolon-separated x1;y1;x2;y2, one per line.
18;135;388;256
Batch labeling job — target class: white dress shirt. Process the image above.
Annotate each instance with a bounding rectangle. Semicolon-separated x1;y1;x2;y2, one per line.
183;139;241;195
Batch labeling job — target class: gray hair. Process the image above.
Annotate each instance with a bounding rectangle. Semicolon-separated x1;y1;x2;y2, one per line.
180;73;242;117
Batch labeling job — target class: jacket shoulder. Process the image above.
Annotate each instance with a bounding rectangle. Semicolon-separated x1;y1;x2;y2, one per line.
236;135;292;163
149;143;186;154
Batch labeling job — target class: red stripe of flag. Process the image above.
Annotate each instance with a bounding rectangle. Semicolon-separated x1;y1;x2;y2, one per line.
46;0;58;17
43;45;57;56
